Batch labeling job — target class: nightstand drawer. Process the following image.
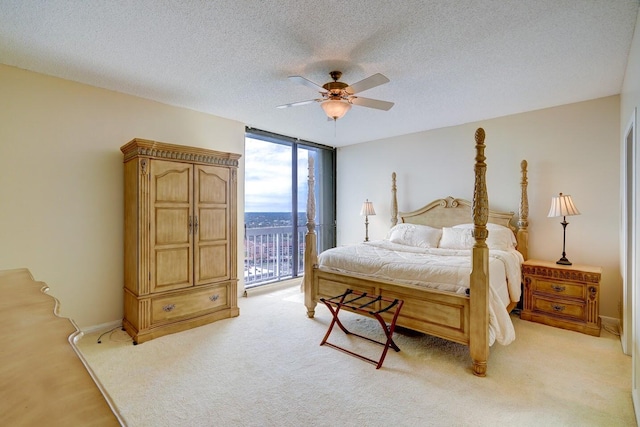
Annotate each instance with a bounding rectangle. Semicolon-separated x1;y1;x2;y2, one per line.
533;279;584;299
532;295;584;321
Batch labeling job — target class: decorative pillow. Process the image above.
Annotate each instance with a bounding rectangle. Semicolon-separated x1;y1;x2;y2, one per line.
388;223;442;248
438;227;474;249
452;223;517;251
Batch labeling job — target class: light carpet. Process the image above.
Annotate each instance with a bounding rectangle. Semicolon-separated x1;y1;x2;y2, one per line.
77;284;635;427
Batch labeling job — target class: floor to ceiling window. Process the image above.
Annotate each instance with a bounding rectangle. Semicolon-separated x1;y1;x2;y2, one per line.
244;128;336;288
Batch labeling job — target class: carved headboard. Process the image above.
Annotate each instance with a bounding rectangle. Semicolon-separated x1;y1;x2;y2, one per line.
398;196;515;231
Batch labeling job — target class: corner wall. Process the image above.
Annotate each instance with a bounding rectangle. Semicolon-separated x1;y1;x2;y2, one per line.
0;65;245;328
619;6;640;424
337;96;620;319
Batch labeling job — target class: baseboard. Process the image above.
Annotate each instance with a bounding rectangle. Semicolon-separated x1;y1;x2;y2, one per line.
600;315;620;328
599;315;622;339
81;319;123;334
243;278;301;297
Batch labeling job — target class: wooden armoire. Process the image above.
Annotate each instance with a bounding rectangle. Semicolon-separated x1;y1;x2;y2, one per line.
120;139;241;344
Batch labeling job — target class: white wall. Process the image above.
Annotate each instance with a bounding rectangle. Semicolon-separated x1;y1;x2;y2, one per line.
0;65;245;329
620;7;640;423
337;96;620;319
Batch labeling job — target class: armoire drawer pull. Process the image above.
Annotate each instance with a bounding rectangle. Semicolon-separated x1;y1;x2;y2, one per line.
551;304;565;312
209;294;219;302
551;284;565;293
162;304;176;312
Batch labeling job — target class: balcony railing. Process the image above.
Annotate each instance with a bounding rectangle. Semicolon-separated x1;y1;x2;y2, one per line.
244;224;326;288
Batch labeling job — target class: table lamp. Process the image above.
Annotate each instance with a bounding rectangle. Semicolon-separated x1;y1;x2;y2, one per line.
360;199;376;242
547;192;580;265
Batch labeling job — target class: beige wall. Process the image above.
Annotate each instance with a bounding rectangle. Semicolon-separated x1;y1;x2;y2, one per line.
337;96;621;319
0;65;245;329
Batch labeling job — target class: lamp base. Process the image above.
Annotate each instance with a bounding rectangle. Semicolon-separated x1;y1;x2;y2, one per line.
556;257;572;266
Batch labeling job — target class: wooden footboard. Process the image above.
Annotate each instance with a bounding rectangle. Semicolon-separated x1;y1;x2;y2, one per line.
312;269;471;345
303;128;529;376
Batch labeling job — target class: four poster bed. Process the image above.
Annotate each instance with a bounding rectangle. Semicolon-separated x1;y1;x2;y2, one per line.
302;128;530;376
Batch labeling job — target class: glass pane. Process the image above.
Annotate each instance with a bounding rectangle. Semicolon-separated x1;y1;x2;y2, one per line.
244;129;335;288
244;137;293;287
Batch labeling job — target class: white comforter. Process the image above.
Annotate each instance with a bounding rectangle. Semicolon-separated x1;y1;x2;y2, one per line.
317;240;523;345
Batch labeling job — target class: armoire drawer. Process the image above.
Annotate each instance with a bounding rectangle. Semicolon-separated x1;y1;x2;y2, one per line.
151;284;229;324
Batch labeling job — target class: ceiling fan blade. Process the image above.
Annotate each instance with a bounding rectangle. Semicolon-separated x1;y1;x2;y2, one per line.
288;76;326;93
276;99;320;109
345;73;389;94
350;96;394;111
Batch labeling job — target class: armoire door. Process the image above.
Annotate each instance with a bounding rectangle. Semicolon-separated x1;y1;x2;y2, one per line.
150;159;194;293
194;165;230;285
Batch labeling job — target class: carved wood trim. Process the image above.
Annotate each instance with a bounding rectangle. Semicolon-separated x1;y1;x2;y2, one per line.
521;265;601;284
517;160;529;260
470;127;489;377
391;172;398;227
304;156;318;318
140;158;150;295
121;138;241;167
472;127;489;242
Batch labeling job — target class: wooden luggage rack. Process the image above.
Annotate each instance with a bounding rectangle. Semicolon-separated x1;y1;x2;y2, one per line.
319;289;404;369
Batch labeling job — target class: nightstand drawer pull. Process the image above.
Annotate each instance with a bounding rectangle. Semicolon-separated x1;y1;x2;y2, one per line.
209;294;219;302
551;304;565;312
162;304;176;312
551;284;566;293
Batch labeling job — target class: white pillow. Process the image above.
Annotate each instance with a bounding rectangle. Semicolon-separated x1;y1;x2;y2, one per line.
439;227;474;249
388;223;442;248
452;223;517;251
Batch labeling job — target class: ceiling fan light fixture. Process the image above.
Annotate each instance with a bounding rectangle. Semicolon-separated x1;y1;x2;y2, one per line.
321;99;351;120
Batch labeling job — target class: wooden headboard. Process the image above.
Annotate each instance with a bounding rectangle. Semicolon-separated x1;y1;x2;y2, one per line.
398;196;515;230
389;160;529;260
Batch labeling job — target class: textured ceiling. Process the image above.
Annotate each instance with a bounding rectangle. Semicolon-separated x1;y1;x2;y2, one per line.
1;1;638;147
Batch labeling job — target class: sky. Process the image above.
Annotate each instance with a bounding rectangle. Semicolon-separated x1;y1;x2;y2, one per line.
244;137;310;213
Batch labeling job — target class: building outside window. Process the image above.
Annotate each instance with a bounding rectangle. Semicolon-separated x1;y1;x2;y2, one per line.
244;128;336;288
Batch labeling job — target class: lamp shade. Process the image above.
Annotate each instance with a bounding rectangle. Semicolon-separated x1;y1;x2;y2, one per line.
321;99;351;120
547;193;580;217
360;200;376;216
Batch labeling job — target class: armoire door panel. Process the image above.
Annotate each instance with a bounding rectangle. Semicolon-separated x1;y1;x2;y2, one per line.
154;247;192;291
194;165;230;285
150;160;194;292
154;163;192;203
197;244;229;283
198;208;227;241
155;208;190;244
197;167;228;204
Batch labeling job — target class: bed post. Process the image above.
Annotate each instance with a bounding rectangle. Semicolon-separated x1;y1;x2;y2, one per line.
517;160;529;260
303;156;318;318
391;172;398;227
470;128;489;377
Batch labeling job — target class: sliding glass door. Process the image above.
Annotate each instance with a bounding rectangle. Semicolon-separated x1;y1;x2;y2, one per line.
244;128;335;288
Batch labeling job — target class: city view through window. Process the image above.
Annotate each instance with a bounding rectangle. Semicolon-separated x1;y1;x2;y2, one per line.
244;130;336;287
244;135;313;287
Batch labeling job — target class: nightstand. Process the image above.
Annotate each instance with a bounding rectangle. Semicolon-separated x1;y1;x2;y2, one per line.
521;259;601;336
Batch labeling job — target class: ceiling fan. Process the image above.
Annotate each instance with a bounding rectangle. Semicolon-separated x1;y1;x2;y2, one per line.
277;71;394;121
